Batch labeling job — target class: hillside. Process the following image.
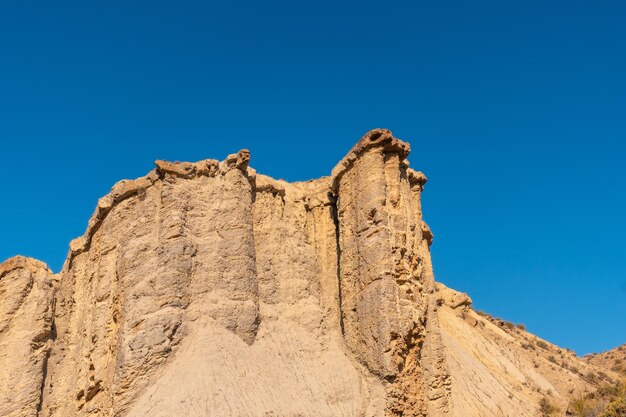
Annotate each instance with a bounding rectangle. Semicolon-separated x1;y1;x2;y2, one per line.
586;345;626;376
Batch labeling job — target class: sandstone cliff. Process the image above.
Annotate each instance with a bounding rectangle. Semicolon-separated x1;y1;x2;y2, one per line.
0;129;617;416
0;257;54;417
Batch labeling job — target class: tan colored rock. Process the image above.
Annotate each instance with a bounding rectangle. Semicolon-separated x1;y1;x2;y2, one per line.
0;256;54;417
435;282;472;309
0;129;616;417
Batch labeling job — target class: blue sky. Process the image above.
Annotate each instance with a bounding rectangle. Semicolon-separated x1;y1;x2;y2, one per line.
1;0;625;355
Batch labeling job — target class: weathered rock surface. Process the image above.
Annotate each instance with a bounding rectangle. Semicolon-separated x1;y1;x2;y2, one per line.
0;129;617;416
0;257;54;417
435;283;472;310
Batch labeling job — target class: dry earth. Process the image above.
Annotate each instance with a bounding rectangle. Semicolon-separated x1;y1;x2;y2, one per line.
0;129;621;417
585;344;626;376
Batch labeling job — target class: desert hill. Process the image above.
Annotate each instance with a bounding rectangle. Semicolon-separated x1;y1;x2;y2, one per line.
0;129;621;417
586;344;626;376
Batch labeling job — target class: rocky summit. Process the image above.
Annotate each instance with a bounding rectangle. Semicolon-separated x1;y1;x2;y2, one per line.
0;129;621;417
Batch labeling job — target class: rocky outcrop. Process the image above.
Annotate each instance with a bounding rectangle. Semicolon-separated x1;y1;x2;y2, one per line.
0;129;616;417
435;283;472;310
0;256;54;417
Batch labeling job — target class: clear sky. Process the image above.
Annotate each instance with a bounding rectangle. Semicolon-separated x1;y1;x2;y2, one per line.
1;1;625;355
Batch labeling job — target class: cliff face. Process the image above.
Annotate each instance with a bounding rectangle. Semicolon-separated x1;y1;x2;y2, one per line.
0;129;615;417
0;257;54;417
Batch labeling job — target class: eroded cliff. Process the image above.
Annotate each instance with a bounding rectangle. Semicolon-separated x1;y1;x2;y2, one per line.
0;129;616;417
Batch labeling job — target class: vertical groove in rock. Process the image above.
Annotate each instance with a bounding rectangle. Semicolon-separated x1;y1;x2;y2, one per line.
36;352;49;416
36;292;57;417
329;191;345;335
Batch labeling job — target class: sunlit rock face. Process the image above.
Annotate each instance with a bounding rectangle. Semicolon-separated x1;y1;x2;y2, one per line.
0;257;54;417
0;129;610;417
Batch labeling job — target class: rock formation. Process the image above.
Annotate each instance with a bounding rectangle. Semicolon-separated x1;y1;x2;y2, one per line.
0;257;54;417
0;129;619;416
